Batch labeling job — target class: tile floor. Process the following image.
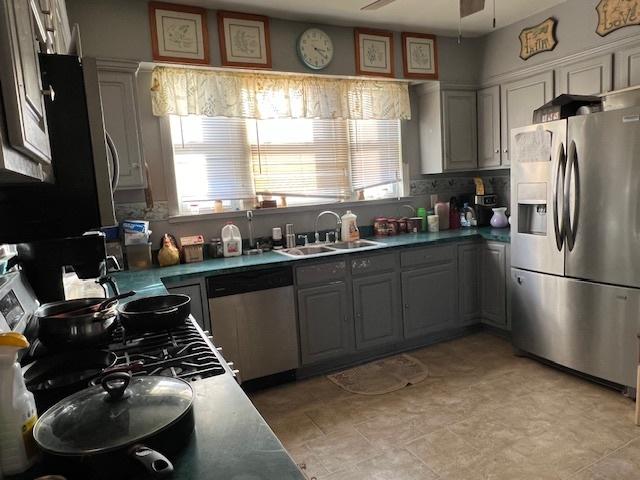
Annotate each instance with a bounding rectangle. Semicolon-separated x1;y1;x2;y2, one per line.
248;332;640;480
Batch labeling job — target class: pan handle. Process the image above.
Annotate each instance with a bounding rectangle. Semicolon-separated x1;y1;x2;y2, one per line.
128;444;173;477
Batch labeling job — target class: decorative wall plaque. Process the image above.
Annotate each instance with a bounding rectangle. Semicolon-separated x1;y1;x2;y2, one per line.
519;17;558;61
596;0;640;36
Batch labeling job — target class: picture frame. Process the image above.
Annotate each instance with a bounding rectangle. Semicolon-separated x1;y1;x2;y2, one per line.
217;10;272;69
354;28;394;77
518;17;557;61
401;32;438;80
596;0;640;36
148;1;209;65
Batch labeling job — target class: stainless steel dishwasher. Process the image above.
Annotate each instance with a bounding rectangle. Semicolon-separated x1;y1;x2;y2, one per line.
207;267;299;383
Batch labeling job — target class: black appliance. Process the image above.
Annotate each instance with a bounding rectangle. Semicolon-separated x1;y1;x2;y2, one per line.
474;194;497;227
0;54;117;245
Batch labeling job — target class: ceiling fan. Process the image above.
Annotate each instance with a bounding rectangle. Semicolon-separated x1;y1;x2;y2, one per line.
361;0;486;16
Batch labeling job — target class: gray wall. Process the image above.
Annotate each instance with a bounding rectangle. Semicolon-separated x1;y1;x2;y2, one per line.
65;0;485;243
478;0;640;82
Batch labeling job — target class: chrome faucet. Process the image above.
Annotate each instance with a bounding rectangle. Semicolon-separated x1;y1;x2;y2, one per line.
314;211;342;243
401;204;416;216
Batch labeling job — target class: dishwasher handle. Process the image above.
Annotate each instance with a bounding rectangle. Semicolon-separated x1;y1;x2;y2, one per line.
207;266;293;298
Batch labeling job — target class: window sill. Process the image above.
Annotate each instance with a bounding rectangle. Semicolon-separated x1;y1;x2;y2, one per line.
167;197;419;224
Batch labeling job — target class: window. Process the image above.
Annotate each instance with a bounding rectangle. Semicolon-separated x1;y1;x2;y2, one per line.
169;116;402;214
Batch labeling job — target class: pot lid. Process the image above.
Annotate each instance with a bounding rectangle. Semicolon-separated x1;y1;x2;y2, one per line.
34;373;193;455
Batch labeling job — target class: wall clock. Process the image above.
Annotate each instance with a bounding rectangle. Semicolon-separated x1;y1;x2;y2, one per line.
297;28;334;70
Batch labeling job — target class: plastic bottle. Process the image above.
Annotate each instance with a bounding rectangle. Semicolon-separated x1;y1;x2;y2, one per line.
0;333;38;475
340;211;359;242
434;202;450;230
416;207;427;232
221;222;242;257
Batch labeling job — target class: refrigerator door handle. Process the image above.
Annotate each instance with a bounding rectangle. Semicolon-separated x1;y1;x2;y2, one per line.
553;142;566;251
564;140;580;251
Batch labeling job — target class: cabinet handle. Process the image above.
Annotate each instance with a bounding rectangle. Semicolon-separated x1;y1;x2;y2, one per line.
42;87;55;101
494;149;500;153
503;149;508;153
131;162;140;168
404;304;409;309
343;316;348;323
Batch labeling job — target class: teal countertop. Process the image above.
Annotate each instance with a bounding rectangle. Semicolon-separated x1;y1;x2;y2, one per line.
113;227;510;298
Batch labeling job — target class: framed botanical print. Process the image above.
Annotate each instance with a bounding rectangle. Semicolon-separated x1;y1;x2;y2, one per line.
217;11;272;69
401;32;438;79
149;2;209;65
354;28;394;77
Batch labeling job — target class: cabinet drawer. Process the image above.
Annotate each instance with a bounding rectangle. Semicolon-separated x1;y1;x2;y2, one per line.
400;245;454;268
296;260;347;287
351;253;396;276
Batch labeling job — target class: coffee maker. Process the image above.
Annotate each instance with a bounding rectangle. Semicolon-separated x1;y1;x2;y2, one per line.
474;194;497;227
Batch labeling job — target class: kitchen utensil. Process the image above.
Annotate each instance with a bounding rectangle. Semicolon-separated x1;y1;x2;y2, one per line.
36;298;118;348
118;294;191;333
33;372;194;478
49;291;135;318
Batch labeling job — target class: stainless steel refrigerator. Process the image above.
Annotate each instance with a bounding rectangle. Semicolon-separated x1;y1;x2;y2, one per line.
510;104;640;389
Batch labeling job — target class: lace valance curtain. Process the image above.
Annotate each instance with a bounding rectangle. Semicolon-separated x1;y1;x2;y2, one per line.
150;66;411;120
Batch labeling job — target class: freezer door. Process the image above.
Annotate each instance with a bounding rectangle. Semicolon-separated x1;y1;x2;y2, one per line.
510;120;566;275
511;268;640;388
565;107;640;288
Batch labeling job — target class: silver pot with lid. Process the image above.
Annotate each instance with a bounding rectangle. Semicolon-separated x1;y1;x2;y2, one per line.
34;372;195;477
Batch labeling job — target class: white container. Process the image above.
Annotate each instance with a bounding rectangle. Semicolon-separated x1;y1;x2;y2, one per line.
0;333;38;475
222;223;242;257
341;211;360;242
427;215;440;232
434;202;450;230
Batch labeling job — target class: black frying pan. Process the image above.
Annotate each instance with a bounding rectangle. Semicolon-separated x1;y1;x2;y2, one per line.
117;294;191;333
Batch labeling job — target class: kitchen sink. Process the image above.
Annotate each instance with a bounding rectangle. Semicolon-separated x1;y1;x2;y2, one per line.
330;239;385;250
275;239;386;258
278;245;336;257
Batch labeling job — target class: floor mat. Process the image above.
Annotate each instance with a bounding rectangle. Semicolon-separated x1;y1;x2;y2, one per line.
327;354;428;395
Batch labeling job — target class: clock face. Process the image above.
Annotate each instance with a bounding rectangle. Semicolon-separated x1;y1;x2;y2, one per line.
297;28;334;70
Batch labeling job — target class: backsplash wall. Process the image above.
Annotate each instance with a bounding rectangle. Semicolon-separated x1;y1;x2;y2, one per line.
114;171;510;246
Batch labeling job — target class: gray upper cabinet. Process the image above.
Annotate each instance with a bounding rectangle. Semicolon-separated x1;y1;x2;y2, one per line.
458;243;481;325
477;85;501;169
401;261;457;338
500;70;554;166
0;0;52;182
418;85;477;174
480;242;507;327
442;90;478;171
298;282;353;365
352;271;402;350
615;44;640;89
97;59;146;190
556;53;613;96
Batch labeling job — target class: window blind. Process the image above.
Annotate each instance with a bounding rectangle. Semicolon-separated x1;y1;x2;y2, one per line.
170;116;254;204
248;119;351;199
348;120;401;191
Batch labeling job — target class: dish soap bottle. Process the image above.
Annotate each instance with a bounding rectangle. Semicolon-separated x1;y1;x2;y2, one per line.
0;333;38;475
341;211;359;242
222;222;242;257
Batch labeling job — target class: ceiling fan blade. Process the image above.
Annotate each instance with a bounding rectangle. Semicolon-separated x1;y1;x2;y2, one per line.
460;0;485;18
361;0;397;11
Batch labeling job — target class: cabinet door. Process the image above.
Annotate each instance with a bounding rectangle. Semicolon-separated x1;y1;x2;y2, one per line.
500;71;554;165
480;242;506;327
0;0;52;170
402;263;457;338
615;45;640;89
50;0;71;54
458;243;480;325
442;90;477;171
298;282;353;365
353;272;402;350
167;283;207;330
477;85;501;169
97;64;146;189
556;53;613;96
505;244;511;330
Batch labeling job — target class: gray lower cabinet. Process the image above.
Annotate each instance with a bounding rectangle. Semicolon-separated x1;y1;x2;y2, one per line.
458;243;481;324
166;280;209;331
352;272;402;350
298;282;353;365
480;242;507;327
401;263;457;338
